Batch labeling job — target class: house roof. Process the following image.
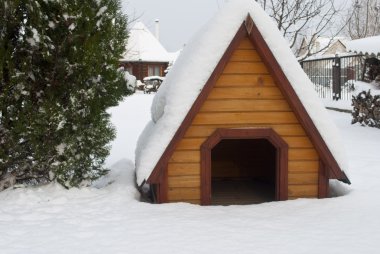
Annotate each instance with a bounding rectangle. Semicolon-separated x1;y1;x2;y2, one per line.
346;36;380;57
135;0;349;186
298;36;350;60
120;22;172;63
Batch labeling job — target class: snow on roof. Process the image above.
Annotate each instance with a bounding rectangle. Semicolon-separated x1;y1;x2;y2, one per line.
135;0;348;185
299;36;349;60
346;36;380;57
120;22;172;63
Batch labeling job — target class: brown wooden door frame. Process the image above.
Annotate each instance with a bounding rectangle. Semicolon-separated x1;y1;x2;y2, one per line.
200;128;288;205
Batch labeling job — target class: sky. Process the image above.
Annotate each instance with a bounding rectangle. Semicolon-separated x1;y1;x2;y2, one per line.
121;0;229;52
121;0;350;53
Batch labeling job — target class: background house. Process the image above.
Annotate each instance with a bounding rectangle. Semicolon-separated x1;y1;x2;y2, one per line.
120;21;177;81
297;36;349;60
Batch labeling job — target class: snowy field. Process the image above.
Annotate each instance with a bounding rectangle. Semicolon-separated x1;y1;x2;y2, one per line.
1;94;380;253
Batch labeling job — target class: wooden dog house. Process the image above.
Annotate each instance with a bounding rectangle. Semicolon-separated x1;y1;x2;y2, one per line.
135;0;350;205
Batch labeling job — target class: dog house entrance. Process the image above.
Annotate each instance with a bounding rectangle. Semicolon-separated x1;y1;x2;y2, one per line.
211;139;276;205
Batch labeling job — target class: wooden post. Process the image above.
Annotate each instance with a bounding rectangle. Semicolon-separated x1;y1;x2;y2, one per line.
332;55;341;100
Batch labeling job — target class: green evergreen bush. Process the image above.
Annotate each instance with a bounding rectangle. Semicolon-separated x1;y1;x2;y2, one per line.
0;0;130;189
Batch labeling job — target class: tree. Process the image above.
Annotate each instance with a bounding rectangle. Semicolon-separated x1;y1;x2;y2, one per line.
345;0;380;39
256;0;344;59
0;0;130;190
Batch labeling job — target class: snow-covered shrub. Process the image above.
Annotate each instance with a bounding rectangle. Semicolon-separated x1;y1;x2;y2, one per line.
0;0;130;190
125;72;137;92
352;90;380;128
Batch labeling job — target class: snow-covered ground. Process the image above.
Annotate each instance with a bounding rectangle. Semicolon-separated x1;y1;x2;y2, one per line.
1;94;380;253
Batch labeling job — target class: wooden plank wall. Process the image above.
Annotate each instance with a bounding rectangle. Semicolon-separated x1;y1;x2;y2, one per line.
166;36;319;204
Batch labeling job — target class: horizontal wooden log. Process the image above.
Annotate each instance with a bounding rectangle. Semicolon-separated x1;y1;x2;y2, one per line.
289;148;319;161
176;138;205;150
169;150;200;163
167;163;200;176
200;99;291;112
283;136;313;148
208;87;283;100
288;160;319;173
215;74;275;87
288;185;318;197
230;49;261;62
184;124;307;138
168;187;200;200
224;62;269;74
288;173;318;185
193;112;299;125
168;175;200;188
238;38;255;49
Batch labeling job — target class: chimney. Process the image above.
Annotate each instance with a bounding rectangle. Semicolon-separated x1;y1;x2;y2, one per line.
155;19;160;41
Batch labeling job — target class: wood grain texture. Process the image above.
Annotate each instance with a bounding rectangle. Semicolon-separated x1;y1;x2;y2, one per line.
200;99;291;112
282;136;313;148
193;112;299;125
215;74;275;87
288;160;319;173
168;187;201;200
288;185;318;197
167;163;200;176
288;173;318;185
208;87;283;100
169;151;200;163
238;38;256;49
223;62;269;74
230;49;261;62
168;175;200;188
176;138;205;150
184;124;307;138
289;149;319;161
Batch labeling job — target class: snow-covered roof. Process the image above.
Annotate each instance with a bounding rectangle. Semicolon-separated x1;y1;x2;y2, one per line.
135;0;348;185
120;22;172;63
346;36;380;57
299;36;349;60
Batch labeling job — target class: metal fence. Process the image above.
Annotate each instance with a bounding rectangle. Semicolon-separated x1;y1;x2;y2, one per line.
300;54;364;100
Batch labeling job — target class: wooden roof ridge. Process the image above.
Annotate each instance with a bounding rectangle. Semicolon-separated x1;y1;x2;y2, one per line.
146;14;350;185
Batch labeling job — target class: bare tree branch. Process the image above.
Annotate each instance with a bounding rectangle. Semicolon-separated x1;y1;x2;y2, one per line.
256;0;345;59
344;0;380;39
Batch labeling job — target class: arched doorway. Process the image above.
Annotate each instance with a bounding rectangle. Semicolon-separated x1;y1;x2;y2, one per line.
200;128;288;205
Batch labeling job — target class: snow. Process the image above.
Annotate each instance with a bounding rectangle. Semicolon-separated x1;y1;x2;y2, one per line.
26;28;40;46
135;0;348;185
322;81;380;111
120;22;173;63
105;94;153;166
300;36;349;60
346;35;380;56
2;95;380;253
143;76;164;81
96;6;107;17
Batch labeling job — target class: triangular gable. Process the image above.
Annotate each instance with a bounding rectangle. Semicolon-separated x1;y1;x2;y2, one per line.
135;0;350;187
145;14;349;185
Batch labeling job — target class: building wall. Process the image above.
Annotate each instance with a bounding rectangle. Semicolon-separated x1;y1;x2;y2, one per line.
322;41;346;56
165;36;320;204
121;62;168;81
